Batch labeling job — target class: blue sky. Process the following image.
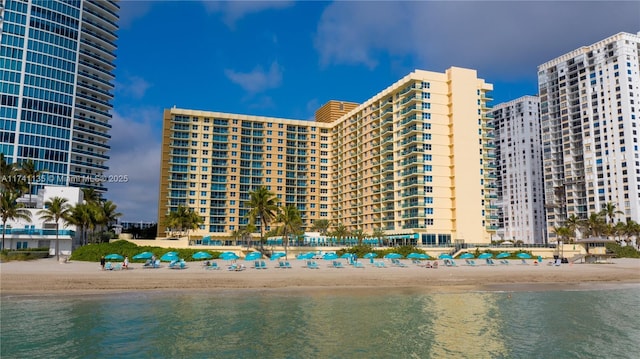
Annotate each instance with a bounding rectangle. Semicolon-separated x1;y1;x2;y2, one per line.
106;1;639;222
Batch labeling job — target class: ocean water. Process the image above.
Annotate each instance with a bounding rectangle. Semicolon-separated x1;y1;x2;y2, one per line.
1;285;639;359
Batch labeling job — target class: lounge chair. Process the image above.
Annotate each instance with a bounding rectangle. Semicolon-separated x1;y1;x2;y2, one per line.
485;258;495;266
444;259;458;267
114;263;122;271
307;261;319;269
283;261;292;269
465;259;477;266
253;260;261;269
520;259;529;265
354;262;365;269
143;260;153;268
104;262;114;270
391;259;408;267
259;260;268;269
153;259;161;268
332;261;345;268
205;262;220;270
499;259;509;265
374;261;387;268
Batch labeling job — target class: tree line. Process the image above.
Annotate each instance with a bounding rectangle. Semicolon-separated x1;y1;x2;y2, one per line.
1;154;122;260
164;186;391;257
553;202;640;248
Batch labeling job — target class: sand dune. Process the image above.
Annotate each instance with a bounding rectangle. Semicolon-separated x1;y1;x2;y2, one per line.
1;257;638;296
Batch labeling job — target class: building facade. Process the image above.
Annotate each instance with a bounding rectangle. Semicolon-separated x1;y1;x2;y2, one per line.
0;0;118;193
539;32;640;241
1;186;81;254
490;96;547;244
159;67;496;245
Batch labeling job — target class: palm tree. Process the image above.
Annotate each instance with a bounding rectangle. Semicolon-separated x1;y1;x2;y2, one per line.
372;227;385;247
352;229;365;246
310;219;330;236
0;154;26;194
276;205;302;258
247;187;280;253
600;202;624;225
330;222;349;245
81;187;102;205
565;214;582;242
583;213;606;238
67;203;95;246
230;228;242;246
0;191;33;251
37;197;71;261
19;160;42;208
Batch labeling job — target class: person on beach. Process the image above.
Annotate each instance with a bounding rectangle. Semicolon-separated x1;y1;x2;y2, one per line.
123;256;129;269
100;256;106;270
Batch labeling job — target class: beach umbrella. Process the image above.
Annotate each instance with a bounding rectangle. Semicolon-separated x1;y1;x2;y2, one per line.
105;253;124;261
323;252;339;260
192;251;213;260
132;252;153;260
407;253;421;259
384;253;403;259
363;253;378;259
438;253;453;260
496;252;510;259
478;253;493;259
161;252;179;262
270;252;286;261
340;253;353;259
459;253;474;259
296;252;315;260
245;252;262;261
517;253;532;259
220;252;240;261
417;253;431;260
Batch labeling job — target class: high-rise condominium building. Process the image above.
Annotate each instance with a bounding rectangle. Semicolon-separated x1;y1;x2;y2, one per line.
0;0;118;193
490;96;547;244
159;67;496;245
539;32;640;241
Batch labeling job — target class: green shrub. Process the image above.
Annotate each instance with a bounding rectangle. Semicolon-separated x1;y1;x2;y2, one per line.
606;242;640;258
70;240;222;262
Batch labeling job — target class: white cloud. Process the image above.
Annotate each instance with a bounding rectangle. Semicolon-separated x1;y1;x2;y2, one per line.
314;1;640;80
224;61;283;93
202;0;294;27
115;75;151;99
105;108;162;222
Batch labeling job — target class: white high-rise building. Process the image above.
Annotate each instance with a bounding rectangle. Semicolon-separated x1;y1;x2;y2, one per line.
490;96;547;244
538;32;640;241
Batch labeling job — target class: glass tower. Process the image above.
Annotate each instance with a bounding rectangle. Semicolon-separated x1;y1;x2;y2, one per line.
0;0;118;192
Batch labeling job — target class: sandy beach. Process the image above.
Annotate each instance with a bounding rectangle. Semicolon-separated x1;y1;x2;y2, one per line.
1;257;639;296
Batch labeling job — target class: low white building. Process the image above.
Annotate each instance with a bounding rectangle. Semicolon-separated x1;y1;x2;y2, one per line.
2;186;83;256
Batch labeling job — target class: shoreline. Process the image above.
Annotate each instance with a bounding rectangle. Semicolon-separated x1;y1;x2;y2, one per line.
1;257;638;298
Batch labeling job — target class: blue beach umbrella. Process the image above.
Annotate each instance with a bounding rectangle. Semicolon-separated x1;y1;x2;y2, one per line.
270;252;286;261
496;252;511;259
438;253;453;260
478;253;493;259
296;252;315;260
363;253;378;259
192;251;213;260
323;252;339;260
220;252;240;261
407;253;421;259
105;253;123;261
417;253;431;260
384;253;403;259
459;253;475;259
132;252;153;260
340;253;353;259
160;252;179;262
517;253;532;259
245;252;262;261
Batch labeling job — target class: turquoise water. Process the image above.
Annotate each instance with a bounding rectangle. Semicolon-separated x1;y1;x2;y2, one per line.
1;286;639;358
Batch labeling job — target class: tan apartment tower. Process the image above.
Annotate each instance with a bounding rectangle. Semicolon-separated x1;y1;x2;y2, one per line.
315;101;359;123
158;67;496;245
